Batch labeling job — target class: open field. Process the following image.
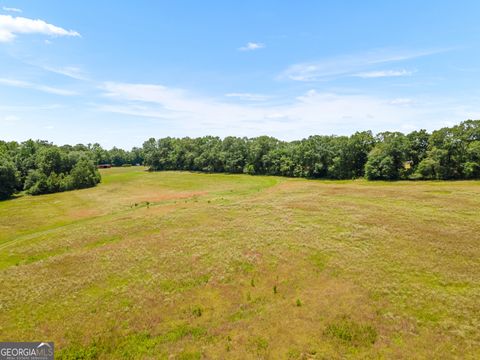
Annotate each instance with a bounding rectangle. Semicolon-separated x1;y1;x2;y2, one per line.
0;167;479;359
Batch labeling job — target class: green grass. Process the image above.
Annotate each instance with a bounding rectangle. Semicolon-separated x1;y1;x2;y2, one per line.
0;167;479;358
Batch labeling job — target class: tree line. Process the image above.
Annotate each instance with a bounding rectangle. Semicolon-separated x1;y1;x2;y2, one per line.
0;141;98;199
1;119;479;199
0;141;148;199
142;120;480;181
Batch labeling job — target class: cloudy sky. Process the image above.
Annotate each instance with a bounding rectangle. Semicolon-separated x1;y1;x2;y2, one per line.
1;1;480;148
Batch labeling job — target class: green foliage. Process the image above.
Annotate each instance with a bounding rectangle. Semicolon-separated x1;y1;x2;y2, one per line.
68;159;101;190
365;149;396;180
365;132;409;180
1;120;479;201
414;157;439;180
412;120;480;180
243;163;256;175
0;156;19;199
140;120;480;181
0;140;102;198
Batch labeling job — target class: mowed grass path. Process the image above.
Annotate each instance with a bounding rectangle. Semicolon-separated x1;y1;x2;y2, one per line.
0;167;479;359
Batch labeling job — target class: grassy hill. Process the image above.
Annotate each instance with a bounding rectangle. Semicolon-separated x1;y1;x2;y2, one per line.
0;167;479;358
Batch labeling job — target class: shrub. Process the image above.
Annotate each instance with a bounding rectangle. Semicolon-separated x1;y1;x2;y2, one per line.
0;157;19;199
24;170;49;195
413;157;439;179
365;149;397;180
23;158;100;195
68;159;101;189
243;164;255;175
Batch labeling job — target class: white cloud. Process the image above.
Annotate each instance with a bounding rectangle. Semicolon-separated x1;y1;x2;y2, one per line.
238;42;264;51
389;98;414;105
1;115;19;122
0;78;77;96
2;6;22;13
101;82;266;124
281;48;446;81
0;104;63;111
42;65;88;80
354;69;413;78
98;81;475;139
0;14;80;42
225;92;270;101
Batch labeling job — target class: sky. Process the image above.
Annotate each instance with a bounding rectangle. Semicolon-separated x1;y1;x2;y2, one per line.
1;1;480;149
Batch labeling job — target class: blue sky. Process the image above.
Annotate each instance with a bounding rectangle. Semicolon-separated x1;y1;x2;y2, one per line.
1;1;480;149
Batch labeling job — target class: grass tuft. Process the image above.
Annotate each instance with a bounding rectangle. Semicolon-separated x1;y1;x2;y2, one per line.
324;316;377;346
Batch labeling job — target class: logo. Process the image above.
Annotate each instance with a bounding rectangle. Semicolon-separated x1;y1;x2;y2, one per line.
0;342;54;360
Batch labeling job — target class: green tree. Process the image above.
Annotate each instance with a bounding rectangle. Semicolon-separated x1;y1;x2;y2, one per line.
68;158;101;189
0;156;19;199
365;132;408;180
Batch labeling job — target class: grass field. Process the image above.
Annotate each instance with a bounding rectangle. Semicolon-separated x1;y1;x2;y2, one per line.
0;167;479;359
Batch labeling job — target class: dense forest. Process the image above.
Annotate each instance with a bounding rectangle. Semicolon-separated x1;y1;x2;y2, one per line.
0;141;102;199
1;120;479;199
142;120;480;180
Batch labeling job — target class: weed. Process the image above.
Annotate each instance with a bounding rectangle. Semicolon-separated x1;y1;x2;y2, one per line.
324;316;377;346
252;336;269;353
192;306;202;317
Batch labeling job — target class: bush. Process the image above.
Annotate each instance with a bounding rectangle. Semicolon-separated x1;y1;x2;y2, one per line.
69;159;101;189
23;158;100;195
25;170;67;195
24;170;48;195
365;149;396;180
243;164;255;175
0;157;19;199
463;161;480;179
413;157;439;179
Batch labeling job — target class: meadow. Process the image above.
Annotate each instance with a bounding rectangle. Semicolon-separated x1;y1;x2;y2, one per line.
0;167;479;359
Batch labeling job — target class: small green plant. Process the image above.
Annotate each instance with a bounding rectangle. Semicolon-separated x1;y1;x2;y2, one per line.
273;285;277;294
192;306;202;317
226;335;232;352
296;299;302;307
324;316;377;346
250;278;255;287
253;337;269;353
